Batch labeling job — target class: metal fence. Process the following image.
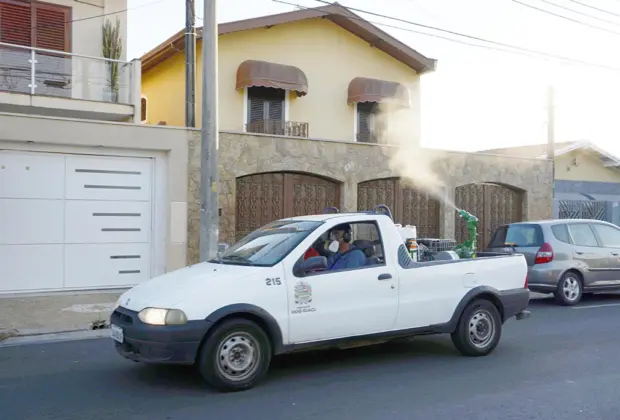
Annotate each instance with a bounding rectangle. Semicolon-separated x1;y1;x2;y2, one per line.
557;200;608;220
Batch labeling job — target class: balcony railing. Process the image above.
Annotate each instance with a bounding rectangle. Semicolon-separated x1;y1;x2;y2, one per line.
246;119;309;137
356;131;380;143
0;42;135;105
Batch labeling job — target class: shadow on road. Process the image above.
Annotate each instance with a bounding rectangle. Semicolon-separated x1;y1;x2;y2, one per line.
529;292;620;307
128;337;464;393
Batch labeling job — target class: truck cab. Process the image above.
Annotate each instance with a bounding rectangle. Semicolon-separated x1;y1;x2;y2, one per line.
111;206;530;392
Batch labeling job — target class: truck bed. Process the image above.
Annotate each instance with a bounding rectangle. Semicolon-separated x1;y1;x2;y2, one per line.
397;245;524;269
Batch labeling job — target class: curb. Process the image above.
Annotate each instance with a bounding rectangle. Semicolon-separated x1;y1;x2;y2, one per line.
0;328;18;342
0;329;110;348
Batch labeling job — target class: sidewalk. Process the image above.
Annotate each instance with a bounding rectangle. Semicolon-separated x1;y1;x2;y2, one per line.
0;291;123;341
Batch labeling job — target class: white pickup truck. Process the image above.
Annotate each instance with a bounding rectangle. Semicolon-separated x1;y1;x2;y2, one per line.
110;207;530;392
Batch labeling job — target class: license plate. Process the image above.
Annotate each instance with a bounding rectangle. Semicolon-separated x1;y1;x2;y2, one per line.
110;324;124;343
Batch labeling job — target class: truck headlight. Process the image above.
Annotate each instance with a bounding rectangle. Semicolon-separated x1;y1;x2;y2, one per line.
138;308;188;326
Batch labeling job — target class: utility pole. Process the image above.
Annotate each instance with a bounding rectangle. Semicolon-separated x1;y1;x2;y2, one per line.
547;85;556;209
199;0;219;262
547;85;555;160
184;0;196;127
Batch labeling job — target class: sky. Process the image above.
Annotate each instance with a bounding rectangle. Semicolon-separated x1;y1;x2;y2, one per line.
126;0;620;155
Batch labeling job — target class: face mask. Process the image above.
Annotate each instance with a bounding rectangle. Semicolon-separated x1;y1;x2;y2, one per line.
328;240;340;253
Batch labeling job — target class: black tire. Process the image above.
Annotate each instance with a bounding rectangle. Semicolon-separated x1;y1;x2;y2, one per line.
553;271;583;306
451;299;502;357
197;318;272;392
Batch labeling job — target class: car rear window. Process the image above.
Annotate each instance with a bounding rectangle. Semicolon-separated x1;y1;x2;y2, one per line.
551;224;571;244
489;224;544;248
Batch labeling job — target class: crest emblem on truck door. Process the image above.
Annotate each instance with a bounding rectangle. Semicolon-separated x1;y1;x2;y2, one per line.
294;281;312;304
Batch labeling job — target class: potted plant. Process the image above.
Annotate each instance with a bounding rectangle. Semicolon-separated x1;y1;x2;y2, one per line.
102;18;122;103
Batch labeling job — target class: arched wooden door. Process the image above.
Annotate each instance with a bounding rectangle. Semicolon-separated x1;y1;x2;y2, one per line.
454;183;524;249
235;172;340;241
357;178;440;238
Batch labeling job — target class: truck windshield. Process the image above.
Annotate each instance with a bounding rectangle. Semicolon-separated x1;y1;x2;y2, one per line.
212;220;323;267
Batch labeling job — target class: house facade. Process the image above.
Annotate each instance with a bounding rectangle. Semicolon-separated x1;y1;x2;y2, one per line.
480;141;620;225
141;4;554;264
0;0;190;294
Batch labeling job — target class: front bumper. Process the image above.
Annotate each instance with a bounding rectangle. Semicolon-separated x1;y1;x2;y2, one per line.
498;288;531;322
110;307;213;365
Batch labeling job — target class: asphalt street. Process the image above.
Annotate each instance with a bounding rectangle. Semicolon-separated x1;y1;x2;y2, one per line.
1;295;620;420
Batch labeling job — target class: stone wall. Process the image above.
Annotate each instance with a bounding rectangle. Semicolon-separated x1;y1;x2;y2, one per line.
187;131;553;264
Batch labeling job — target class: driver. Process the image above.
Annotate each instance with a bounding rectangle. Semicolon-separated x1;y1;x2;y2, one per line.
326;223;366;270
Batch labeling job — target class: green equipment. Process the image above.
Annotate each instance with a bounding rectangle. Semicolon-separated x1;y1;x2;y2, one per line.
454;208;479;259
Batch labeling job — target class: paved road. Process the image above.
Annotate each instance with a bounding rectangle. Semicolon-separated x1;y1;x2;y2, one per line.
2;295;620;420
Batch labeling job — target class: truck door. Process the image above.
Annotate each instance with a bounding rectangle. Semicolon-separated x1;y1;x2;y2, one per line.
283;220;399;344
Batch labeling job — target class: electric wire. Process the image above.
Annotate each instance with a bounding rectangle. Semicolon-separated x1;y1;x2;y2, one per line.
566;0;620;18
512;0;620;35
275;0;620;72
534;0;620;27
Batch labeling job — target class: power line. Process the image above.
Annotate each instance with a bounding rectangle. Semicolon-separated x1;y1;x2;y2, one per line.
0;0;171;38
535;0;620;27
566;0;620;18
286;0;620;71
512;0;620;36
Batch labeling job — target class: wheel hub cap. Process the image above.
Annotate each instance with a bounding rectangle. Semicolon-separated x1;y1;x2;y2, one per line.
468;310;495;348
216;333;259;382
563;278;580;301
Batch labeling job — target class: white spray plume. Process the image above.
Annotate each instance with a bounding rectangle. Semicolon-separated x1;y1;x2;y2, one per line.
375;90;456;210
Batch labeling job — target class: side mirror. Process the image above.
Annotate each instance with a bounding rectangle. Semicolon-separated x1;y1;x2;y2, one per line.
294;256;328;277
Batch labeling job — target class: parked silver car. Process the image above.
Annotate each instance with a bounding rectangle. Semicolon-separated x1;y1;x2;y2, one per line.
486;219;620;306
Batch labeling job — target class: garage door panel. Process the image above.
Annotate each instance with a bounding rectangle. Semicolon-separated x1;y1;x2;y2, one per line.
65;200;151;244
0;151;65;199
0;199;64;245
65;156;151;201
0;245;64;292
64;243;151;288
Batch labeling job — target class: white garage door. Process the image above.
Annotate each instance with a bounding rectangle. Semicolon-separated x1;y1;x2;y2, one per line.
0;150;153;293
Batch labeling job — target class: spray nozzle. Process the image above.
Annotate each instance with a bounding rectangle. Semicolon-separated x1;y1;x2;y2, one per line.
456;208;479;223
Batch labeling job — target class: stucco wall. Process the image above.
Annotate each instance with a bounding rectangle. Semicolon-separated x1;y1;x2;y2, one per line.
142;17;422;142
555;150;620;183
186;132;553;264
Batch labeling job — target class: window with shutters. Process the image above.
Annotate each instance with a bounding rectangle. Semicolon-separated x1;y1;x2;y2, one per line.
356;101;385;143
246;86;286;135
0;0;70;51
0;0;71;97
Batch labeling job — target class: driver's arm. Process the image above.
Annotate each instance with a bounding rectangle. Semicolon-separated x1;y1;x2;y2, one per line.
344;250;367;269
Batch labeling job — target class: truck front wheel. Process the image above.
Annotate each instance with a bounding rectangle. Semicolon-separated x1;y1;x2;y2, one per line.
198;318;272;392
451;299;502;357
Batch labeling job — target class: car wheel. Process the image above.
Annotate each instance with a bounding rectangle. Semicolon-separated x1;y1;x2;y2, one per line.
451;299;502;357
554;272;582;306
198;318;272;392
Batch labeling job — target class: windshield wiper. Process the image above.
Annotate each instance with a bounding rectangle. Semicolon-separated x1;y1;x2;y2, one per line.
220;255;253;265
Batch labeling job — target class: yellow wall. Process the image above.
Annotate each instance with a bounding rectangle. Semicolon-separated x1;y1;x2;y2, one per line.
141;18;421;142
555;150;620;183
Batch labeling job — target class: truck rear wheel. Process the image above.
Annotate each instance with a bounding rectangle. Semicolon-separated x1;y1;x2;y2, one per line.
451;299;502;357
198;318;272;392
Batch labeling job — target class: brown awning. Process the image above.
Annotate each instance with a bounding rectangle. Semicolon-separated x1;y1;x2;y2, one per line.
347;77;410;107
236;60;308;96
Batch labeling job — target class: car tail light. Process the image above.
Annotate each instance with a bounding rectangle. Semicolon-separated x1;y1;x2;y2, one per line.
524;274;528;289
535;242;553;264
